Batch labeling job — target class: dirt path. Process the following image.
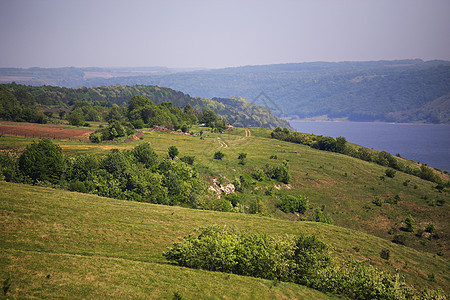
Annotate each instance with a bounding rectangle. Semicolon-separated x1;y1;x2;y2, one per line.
217;137;228;149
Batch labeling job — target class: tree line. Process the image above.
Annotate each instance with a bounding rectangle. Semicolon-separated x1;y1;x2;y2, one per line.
0;83;289;129
271;127;449;186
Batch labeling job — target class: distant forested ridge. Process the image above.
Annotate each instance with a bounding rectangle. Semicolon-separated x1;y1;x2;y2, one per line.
1;60;448;123
0;83;290;129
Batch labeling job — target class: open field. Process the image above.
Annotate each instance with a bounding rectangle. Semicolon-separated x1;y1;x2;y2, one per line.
0;181;448;298
0;121;93;141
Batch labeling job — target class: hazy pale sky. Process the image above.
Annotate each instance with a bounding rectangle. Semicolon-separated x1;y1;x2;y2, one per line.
0;0;449;68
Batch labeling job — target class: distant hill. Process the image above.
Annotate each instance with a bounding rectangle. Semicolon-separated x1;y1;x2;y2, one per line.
1;59;449;123
0;83;291;129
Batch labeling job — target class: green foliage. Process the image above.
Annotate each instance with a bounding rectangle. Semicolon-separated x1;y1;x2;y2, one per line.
0;86;47;123
0;150;21;182
3;277;11;296
265;161;290;183
213;151;224;160
132;142;158;169
405;215;415;232
380;249;390;260
18;139;66;184
67;111;85;126
276;194;308;214
372;197;383;207
425;224;435;234
164;226;433;299
385;168;396;178
158;158;205;207
180;156;195;165
172;291;183;300
314;209;333;224
168;146;179;160
251;169;265;181
237;152;247;165
392;234;406;245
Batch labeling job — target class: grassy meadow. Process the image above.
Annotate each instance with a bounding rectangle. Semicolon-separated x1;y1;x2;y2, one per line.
0;181;448;298
0;123;449;298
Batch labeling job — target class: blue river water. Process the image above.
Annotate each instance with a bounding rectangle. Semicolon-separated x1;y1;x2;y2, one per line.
289;121;450;172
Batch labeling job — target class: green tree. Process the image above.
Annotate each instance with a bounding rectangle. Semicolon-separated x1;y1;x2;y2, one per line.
67;111;85;126
102;149;129;175
385;168;396;178
200;108;217;127
168;146;179;159
18;139;66;184
276;194;308;214
132;142;158;170
405;215;415;232
214;151;224;160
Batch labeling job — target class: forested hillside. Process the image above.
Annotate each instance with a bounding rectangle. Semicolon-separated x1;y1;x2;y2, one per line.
2;60;448;123
0;83;290;129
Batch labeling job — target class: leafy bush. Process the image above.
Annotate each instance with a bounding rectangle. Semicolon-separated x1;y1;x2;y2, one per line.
168;146;179;159
180;155;195;165
392;234;406;245
0;150;21;182
164;226;438;299
380;249;390;260
385;168;396;178
251;169;265;181
67;111;85;126
237;152;247;165
405;215;415;232
276;194;308;214
132;142;158;169
314;209;333;224
214;151;224;160
372;197;383;207
18;139;66;184
265;161;290;183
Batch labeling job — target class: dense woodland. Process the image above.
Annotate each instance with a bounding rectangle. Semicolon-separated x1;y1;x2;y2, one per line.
2;60;449;123
0;83;290;129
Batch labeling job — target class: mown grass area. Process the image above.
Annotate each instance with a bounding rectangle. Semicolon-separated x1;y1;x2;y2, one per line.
0;181;448;298
0;124;448;258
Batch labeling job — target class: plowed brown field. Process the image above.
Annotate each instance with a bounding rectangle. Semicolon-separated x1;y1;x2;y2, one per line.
0;122;93;140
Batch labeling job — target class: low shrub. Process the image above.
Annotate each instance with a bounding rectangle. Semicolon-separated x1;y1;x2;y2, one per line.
276;194;308;214
214;151;224;160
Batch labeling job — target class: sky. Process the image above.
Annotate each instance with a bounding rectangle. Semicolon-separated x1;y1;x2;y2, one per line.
0;0;449;69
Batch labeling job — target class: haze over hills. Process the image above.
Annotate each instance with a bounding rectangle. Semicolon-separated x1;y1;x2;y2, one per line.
1;59;449;124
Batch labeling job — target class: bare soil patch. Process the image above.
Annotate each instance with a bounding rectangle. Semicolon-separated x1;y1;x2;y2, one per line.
0;122;92;140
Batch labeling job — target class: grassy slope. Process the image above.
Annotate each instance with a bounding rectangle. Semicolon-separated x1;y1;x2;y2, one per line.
0;181;448;299
0;182;336;299
0;125;448;256
0;124;448;296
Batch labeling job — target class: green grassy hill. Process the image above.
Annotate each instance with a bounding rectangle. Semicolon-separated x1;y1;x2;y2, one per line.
0;181;448;299
0;124;448;298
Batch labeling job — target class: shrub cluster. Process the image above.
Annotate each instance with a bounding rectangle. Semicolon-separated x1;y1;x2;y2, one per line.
164;226;444;299
0;139;206;208
276;194;308;214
